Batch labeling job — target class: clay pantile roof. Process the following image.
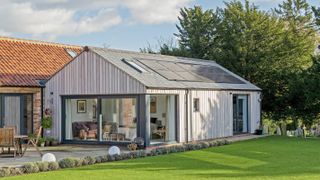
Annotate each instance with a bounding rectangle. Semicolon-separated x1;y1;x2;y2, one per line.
0;36;83;87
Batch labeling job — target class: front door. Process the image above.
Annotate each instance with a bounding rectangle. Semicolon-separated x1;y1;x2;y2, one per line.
0;94;33;135
233;95;248;134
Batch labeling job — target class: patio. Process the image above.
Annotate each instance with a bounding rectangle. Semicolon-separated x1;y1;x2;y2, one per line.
0;144;128;168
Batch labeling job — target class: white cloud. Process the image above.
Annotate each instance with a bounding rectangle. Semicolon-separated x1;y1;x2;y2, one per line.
0;0;192;39
123;0;192;24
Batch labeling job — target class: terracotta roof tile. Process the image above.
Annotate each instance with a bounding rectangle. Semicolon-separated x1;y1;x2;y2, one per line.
0;36;83;87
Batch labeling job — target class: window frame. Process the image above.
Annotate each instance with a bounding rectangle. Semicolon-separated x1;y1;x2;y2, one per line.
193;98;200;112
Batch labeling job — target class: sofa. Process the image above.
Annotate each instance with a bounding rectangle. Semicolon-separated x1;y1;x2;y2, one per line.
72;121;98;139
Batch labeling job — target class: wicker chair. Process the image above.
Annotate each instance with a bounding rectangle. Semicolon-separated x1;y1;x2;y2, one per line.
0;128;17;157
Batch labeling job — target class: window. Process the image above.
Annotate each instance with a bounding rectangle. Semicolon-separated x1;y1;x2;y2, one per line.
193;98;199;112
122;59;146;73
66;49;77;58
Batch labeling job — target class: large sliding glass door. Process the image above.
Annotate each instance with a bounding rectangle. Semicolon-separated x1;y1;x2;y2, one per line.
100;98;137;142
64;96;137;143
0;94;33;135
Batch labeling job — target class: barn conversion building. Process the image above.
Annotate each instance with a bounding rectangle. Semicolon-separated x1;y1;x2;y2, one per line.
0;37;261;147
45;46;262;146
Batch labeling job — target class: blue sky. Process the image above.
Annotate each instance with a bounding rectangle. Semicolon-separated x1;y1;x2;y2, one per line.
1;0;318;51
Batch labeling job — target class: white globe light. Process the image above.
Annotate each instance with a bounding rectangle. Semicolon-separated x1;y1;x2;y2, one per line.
42;153;56;162
108;146;121;156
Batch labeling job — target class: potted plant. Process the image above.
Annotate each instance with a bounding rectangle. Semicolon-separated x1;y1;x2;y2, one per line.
39;137;46;147
42;108;53;135
51;138;59;146
45;137;54;146
255;126;263;135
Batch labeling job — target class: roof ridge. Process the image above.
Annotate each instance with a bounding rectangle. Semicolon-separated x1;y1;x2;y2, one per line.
89;46;217;64
0;36;83;49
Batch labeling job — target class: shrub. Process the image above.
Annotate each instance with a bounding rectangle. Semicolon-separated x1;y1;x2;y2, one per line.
200;142;210;148
59;158;76;168
9;168;23;176
100;155;109;163
48;162;59;171
36;162;49;172
84;156;96;165
107;154;115;161
74;158;84;167
114;154;122;161
0;168;11;177
95;156;102;163
24;162;40;173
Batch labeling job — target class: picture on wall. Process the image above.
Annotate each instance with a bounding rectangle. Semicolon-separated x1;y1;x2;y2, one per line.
150;96;157;113
77;100;86;113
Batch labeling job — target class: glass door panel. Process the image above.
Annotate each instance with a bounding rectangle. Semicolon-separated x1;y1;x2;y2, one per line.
65;98;98;141
233;95;248;134
3;96;21;134
22;95;33;135
100;98;137;142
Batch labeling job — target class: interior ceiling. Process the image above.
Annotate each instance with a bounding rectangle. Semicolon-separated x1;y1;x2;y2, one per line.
136;58;245;84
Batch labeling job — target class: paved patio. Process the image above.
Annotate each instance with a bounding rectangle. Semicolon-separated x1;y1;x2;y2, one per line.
0;134;268;167
0;144;128;167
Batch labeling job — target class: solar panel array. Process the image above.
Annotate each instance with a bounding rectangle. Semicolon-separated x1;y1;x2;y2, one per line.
137;58;245;84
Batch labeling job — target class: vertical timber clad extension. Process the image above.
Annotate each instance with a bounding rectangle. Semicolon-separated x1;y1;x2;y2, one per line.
45;51;146;140
45;49;261;145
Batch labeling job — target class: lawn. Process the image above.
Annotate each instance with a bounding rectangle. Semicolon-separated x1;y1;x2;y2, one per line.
5;136;320;180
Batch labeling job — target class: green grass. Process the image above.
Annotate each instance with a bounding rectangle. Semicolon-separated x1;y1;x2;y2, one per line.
5;136;320;180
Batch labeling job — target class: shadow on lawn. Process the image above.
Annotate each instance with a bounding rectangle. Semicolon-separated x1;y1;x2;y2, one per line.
68;136;320;179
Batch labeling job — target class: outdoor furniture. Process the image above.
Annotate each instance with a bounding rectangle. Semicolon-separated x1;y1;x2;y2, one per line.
22;126;43;157
1;125;17;153
109;133;125;141
3;125;17;135
153;128;166;141
0;128;17;157
14;135;29;156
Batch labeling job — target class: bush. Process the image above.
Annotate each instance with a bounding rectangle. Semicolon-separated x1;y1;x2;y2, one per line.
24;162;40;173
100;155;109;163
36;162;49;172
48;162;59;171
59;158;76;168
107;154;115;161
0;168;11;177
9;168;23;176
84;156;96;165
95;156;102;163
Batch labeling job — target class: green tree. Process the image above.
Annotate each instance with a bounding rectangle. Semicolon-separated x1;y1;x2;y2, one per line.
175;6;220;59
142;0;318;121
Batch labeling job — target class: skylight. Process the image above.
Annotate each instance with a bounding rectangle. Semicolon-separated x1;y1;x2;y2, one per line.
122;59;146;73
66;49;77;58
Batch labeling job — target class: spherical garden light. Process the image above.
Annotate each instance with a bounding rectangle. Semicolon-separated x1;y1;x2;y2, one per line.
42;153;56;162
108;146;121;156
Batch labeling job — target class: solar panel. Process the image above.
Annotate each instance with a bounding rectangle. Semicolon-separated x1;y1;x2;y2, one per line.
137;58;245;84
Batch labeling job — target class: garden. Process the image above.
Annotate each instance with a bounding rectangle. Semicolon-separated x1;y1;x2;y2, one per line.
2;136;320;180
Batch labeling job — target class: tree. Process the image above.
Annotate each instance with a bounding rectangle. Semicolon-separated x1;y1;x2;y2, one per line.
175;6;220;59
142;0;318;121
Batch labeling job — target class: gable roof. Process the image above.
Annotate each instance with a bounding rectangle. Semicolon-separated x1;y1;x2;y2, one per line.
0;37;82;87
90;47;261;91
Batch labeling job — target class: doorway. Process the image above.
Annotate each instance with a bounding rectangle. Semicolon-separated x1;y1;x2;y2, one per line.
0;94;33;135
233;95;248;134
149;95;177;144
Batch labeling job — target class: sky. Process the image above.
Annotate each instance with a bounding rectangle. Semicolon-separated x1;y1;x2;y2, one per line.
0;0;318;51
